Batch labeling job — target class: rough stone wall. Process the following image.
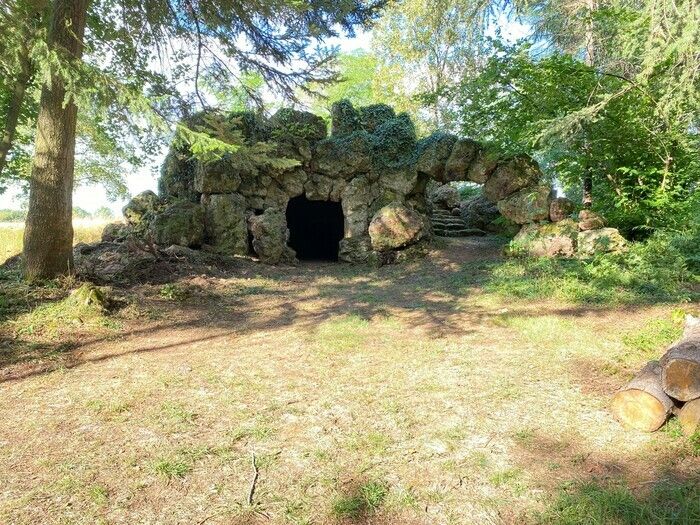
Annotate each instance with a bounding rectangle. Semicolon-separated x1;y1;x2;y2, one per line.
117;100;625;264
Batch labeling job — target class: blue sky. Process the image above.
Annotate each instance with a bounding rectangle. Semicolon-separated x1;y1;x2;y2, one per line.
0;14;529;216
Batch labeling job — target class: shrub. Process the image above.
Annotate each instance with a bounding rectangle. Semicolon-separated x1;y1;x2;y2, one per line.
486;232;694;305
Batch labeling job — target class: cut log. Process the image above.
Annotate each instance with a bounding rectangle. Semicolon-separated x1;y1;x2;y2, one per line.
611;361;674;432
678;399;700;436
660;317;700;402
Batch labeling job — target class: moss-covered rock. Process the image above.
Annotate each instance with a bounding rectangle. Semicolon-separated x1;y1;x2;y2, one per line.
467;149;499;184
578;228;626;256
372;113;417;163
460;194;501;232
550;197;576;222
150;200;205;248
415;132;457;181
358;104;396;134
430;184;461;210
314;131;374;179
248;208;296;264
101;222;131;243
509;219;579;258
331;99;361;136
483;155;542;202
338;236;379;265
68;283;109;312
158;149;199;201
341;175;376;237
194;155;245;194
369;202;427;252
444;138;480;182
497;185;552;224
123;190;161;226
578;209;606;231
268;108;327;142
278;169;308;198
304;174;335;201
203;193;248;256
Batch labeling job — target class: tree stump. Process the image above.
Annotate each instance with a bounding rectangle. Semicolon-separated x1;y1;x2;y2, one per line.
660;321;700;402
678;399;700;436
611;361;674;432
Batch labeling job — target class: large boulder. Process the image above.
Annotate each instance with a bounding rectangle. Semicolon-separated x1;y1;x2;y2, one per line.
158;149;198;202
509;219;579;258
460;194;502;232
123;190;161;226
444;138;480;182
466;149;499;184
268;108;327;164
368;202;427;252
194;156;245;194
379;164;419;196
577;228;626;256
203;193;248;255
338;236;378;265
483;155;542;203
304;174;335;201
278;169;308;197
578;209;606;231
314;131;373;179
415;132;458;181
497;185;552;224
341;175;375;237
430;184;461;210
550;197;575;222
248;208;296;264
150;200;205;248
101;222;130;243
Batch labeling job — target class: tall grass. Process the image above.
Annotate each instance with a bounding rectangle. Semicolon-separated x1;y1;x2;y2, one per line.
0;221;106;265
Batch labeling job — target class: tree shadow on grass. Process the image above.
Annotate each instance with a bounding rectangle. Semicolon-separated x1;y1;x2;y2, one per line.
535;478;700;524
508;427;700;524
0;237;686;385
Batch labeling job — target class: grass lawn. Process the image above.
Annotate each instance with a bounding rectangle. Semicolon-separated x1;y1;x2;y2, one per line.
0;237;698;524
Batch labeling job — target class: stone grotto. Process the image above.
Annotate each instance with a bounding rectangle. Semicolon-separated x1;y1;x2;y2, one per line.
105;99;626;266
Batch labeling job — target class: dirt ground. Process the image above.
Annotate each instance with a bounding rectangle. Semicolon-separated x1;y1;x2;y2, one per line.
0;237;697;524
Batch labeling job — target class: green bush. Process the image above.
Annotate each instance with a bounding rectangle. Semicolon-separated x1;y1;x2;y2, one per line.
0;209;26;222
486;232;694;305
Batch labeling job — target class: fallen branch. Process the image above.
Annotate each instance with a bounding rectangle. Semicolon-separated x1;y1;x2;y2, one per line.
248;452;259;506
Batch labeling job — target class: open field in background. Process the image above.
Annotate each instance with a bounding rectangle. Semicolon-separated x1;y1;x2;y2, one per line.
0;237;698;524
0;220;108;264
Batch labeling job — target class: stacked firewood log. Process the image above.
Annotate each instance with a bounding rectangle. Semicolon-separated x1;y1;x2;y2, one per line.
611;315;700;434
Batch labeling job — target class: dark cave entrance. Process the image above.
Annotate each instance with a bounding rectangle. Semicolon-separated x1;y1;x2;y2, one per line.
286;195;344;261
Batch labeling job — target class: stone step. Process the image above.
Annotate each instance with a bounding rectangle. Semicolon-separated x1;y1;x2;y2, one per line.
432;219;468;227
432;216;466;223
434;228;487;237
431;211;455;217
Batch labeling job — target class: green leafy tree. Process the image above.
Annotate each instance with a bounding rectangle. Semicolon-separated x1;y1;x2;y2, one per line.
302;50;385;118
372;0;492;133
94;206;114;221
458;41;699;236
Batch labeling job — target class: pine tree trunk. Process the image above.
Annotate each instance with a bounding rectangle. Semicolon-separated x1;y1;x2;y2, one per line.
0;46;32;177
23;0;88;280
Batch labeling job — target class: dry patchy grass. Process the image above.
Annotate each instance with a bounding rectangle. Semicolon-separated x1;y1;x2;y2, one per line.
0;237;698;524
0;220;107;264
